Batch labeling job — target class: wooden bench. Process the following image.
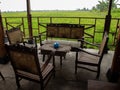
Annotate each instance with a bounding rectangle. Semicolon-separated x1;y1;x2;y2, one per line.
39;23;84;51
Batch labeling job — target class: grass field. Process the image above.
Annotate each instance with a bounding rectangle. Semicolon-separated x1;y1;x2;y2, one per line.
2;10;120;49
2;10;120;18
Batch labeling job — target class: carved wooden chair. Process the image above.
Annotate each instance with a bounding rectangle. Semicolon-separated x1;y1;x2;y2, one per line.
75;33;109;79
6;44;55;90
6;27;25;44
6;27;38;48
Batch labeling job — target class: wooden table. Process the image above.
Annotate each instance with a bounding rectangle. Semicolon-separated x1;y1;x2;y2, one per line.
40;43;71;67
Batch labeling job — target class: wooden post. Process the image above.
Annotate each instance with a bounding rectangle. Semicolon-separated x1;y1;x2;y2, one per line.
26;0;33;39
103;0;112;34
103;0;112;53
0;10;7;64
106;26;120;82
111;26;120;72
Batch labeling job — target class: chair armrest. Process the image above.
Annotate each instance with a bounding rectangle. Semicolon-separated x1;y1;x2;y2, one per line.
22;36;40;48
75;47;100;57
78;38;99;47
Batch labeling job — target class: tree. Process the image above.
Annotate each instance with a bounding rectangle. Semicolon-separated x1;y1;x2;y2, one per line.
92;6;97;11
111;0;119;8
96;0;119;12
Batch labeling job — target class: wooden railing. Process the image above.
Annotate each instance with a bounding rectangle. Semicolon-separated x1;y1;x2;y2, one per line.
2;16;120;48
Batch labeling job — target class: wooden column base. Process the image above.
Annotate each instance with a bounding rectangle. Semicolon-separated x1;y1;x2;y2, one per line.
106;68;119;83
0;55;9;64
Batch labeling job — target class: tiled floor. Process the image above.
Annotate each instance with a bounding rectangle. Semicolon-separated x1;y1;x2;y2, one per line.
0;50;114;90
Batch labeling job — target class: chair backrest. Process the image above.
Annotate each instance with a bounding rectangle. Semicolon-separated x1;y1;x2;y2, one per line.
47;24;84;39
98;32;109;57
6;44;42;77
6;27;24;44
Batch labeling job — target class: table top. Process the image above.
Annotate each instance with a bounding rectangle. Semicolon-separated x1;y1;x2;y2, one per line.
40;43;71;53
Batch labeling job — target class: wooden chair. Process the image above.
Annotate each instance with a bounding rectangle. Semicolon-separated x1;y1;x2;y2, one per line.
6;44;55;90
6;27;25;44
75;33;109;79
6;27;38;48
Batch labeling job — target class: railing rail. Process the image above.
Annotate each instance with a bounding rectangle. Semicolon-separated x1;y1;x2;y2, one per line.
2;16;120;49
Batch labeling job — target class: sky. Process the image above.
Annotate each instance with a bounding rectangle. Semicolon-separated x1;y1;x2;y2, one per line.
0;0;120;11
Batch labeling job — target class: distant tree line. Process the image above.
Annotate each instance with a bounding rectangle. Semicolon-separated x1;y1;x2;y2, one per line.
76;0;120;12
93;0;120;12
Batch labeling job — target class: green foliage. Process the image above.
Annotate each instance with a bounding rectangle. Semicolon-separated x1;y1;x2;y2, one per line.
96;0;119;12
112;8;120;13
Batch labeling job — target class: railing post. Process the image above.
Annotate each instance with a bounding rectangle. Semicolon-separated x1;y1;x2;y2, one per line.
22;17;25;37
79;17;81;25
50;17;52;23
103;0;112;53
26;0;33;41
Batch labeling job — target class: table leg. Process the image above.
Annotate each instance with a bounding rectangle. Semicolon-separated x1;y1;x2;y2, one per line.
64;54;66;59
60;56;62;66
53;56;55;67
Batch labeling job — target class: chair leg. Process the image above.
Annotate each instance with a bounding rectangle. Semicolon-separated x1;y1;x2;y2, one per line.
96;66;100;79
53;56;55;68
43;54;45;61
15;76;20;88
60;56;62;67
63;54;66;59
0;72;5;80
75;63;77;74
40;82;44;90
75;52;78;74
53;69;56;78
